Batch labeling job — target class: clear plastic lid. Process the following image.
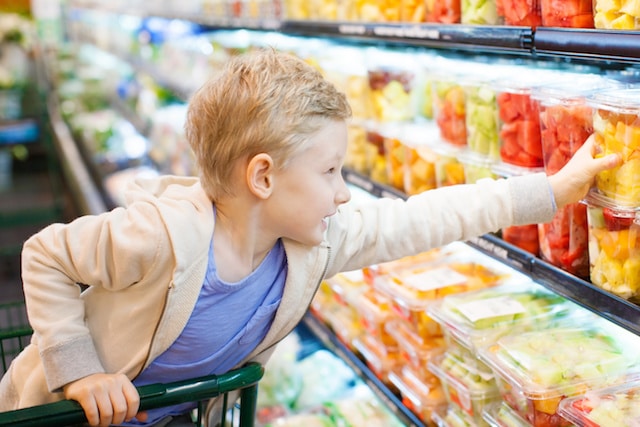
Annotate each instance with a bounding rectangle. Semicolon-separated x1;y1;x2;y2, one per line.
428;352;500;398
384;318;446;362
478;322;640;400
373;242;530;311
432;404;478;427
587;88;640;113
482;401;532;427
582;188;640;224
558;377;640;427
427;282;583;351
388;365;448;409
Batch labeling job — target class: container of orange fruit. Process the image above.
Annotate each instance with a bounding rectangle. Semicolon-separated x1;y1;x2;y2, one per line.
593;0;640;29
433;66;469;147
540;0;593;27
588;87;640;207
425;0;461;22
496;0;542;26
584;189;640;302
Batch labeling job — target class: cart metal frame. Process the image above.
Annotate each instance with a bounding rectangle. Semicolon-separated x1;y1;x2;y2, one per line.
0;301;264;427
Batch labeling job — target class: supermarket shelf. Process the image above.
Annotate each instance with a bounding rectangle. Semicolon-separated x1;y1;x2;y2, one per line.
47;97;108;216
343;168;640;338
301;312;428;427
533;28;640;64
283;21;533;53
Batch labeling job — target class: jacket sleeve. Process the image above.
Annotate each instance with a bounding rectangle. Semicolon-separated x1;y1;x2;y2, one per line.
325;172;555;276
20;201;166;391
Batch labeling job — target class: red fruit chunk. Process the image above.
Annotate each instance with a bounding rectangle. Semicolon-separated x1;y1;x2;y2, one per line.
603;207;636;231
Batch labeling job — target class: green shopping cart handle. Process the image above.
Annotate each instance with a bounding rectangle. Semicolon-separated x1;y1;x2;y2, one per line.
0;363;264;427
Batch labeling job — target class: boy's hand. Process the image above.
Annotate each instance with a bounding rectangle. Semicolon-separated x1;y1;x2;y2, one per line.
63;373;146;426
547;134;622;210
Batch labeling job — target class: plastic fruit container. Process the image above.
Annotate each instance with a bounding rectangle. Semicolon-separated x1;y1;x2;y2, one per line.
496;0;542;26
459;151;497;184
389;364;448;423
588;88;640;206
593;0;640;29
345;123;369;175
540;0;593;27
426;0;461;23
385;318;447;378
478;323;640;427
429;352;502;424
353;333;402;383
356;0;402;21
558;378;640;427
355;288;401;347
373;242;526;339
538;202;590;278
428;283;580;354
384;130;410;191
463;73;502;160
584;189;640;302
434;73;468;147
433;404;480;427
482;401;532;427
366;48;417;122
365;128;388;185
461;0;502;24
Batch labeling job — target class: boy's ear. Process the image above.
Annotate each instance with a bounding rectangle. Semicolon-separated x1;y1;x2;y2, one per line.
246;153;274;199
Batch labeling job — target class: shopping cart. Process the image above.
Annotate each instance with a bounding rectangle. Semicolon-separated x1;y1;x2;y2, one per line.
0;301;264;427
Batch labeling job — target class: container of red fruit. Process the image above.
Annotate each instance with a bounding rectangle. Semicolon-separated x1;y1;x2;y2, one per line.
425;0;461;23
583;189;640;302
534;76;619;278
496;0;542;26
540;0;594;27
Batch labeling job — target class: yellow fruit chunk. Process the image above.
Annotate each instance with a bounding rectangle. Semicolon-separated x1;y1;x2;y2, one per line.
621;0;640;17
534;396;563;415
611;12;638;28
595;0;621;12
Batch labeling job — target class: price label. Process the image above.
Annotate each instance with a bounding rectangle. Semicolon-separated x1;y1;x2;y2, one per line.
403;267;467;291
457;296;525;323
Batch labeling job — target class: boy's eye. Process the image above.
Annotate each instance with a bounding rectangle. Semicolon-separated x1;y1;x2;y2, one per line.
327;167;335;174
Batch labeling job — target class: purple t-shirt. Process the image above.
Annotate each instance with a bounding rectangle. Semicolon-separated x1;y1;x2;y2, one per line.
121;238;287;425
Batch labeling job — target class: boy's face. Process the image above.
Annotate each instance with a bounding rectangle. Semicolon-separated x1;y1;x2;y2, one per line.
267;119;351;246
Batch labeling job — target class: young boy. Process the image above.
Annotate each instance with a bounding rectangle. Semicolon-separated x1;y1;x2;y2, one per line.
0;48;620;427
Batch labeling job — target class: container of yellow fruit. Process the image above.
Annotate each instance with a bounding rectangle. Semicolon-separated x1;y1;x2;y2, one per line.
584;188;640;302
593;0;640;29
588;88;640;206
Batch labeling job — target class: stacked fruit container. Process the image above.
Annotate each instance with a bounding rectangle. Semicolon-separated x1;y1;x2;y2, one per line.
582;88;640;303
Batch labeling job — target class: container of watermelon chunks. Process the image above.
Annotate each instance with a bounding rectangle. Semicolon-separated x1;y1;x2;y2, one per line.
534;75;622;278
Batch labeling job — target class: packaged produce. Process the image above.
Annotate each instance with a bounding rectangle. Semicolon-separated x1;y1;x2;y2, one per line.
425;0;461;22
460;151;497;184
433;404;480;427
558;379;640;427
496;0;542;26
482;401;532;427
593;0;640;29
502;225;540;256
353;333;402;382
584;189;640;301
434;74;468;146
478;323;640;427
388;364;448;423
344;123;369;175
393;123;442;195
373;242;526;338
463;72;502;160
355;288;401;347
538;203;590;278
324;392;407;426
461;0;501;24
428;283;580;353
356;0;402;21
588;88;640;206
540;0;593;27
429;351;502;424
365;128;388;185
385;318;447;378
384;128;410;191
366;48;417;122
401;0;427;22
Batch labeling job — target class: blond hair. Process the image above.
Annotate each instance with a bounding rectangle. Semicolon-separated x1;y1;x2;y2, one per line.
185;48;352;201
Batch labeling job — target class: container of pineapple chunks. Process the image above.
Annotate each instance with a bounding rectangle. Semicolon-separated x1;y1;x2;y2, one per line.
587;87;640;206
558;377;640;426
478;320;640;427
583;188;640;302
